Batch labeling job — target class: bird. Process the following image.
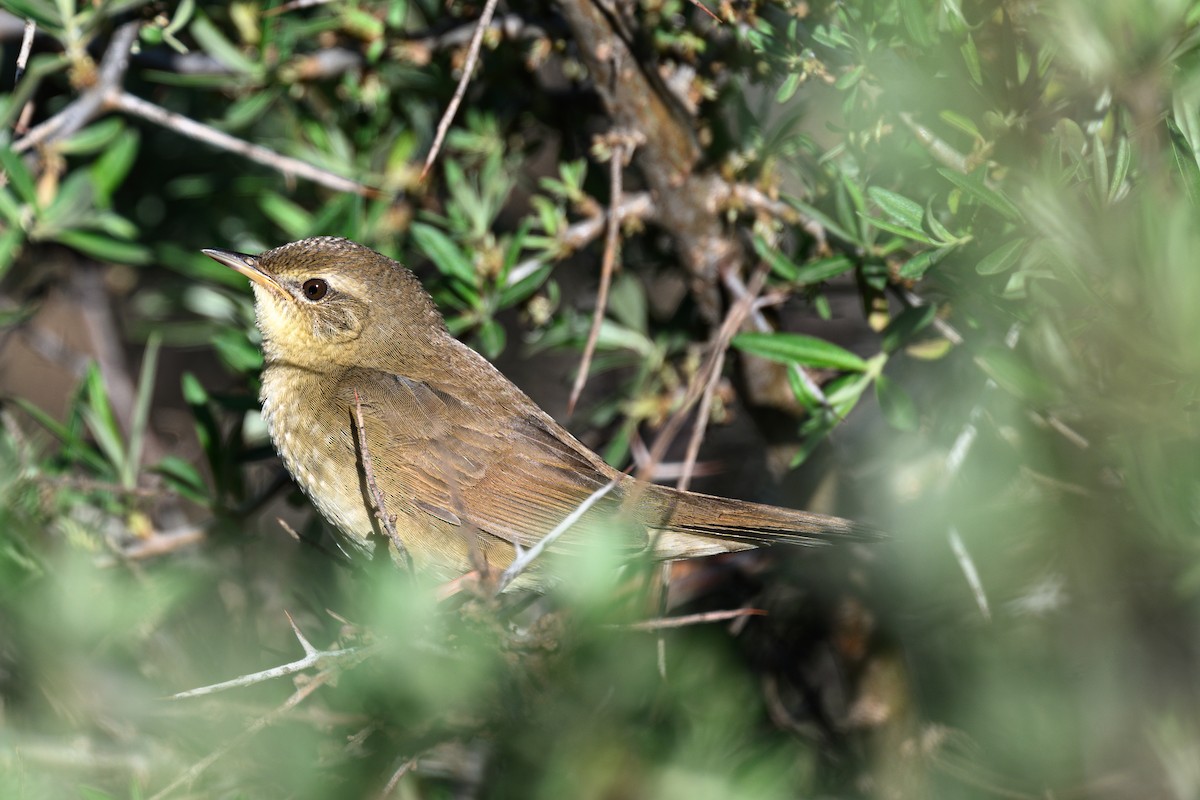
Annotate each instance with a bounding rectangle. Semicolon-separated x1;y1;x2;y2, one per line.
203;236;875;586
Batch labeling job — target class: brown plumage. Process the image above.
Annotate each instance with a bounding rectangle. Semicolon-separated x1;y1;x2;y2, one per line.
204;237;875;585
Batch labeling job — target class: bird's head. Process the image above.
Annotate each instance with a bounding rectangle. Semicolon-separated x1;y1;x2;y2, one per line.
204;236;446;371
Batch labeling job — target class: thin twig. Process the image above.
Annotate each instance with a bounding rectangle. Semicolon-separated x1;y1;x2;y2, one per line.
949;527;990;621
568;137;632;414
685;0;721;22
110;92;379;196
377;757;418;798
353;389;413;570
13;18;36;133
677;261;771;492
496;477;620;592
629;435;721;480
420;0;502;182
634;261;775;491
617;608;767;631
115;527;206;560
169;615;373;699
150;668;337;800
265;0;336;15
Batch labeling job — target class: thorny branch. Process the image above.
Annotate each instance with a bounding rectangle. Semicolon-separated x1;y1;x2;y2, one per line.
170;613;373;700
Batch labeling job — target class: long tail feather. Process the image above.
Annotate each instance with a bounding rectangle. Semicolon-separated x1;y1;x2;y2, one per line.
645;486;880;559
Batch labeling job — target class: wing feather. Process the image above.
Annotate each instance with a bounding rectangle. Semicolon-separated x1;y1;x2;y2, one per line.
340;369;644;555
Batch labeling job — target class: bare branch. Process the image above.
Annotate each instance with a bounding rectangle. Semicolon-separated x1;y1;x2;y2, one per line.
109;92;379;197
617;608;767;631
420;0;502;182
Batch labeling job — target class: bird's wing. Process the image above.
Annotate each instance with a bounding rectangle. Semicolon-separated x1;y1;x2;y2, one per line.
339;368;646;554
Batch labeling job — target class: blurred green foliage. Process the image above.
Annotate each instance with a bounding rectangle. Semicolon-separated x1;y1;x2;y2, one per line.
2;0;1200;797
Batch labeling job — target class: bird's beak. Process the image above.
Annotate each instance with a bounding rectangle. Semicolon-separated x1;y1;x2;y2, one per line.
202;248;289;300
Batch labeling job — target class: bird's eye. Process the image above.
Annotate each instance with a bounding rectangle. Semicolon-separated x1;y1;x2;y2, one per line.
301;278;329;301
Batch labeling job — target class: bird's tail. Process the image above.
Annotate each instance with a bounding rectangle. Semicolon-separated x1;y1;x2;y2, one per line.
642;485;880;560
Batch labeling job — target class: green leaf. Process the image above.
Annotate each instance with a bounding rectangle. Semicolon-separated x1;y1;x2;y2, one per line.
477;319;506;359
181;372;221;482
788;199;859;245
875;374;918;431
862;215;937;245
0;224;24;280
824;372;872;417
260;193;313;239
499;263;552;308
82;368;127;476
57;118;125;155
752;235;800;281
90;130;140;206
411;223;475;284
975;346;1048;403
939;110;982;141
960;35;983;85
0;186;23;225
1167;118;1200;204
868;187;925;231
732;332;869;371
123;333;162;489
776;72;802;104
591;320;655;358
0;144;38;205
899;0;933;46
1108;136;1131;204
975;237;1026;275
11;397;109;474
153;456;210;506
793;255;854;284
1;0;61;30
900;246;953;279
191;12;261;76
936;168;1022;221
55;230;150;264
